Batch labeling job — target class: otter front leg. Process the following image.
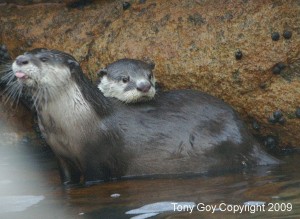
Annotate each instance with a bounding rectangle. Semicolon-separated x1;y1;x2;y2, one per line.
83;161;112;184
57;157;81;185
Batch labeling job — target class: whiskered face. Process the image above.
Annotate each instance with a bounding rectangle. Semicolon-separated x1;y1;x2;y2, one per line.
97;59;156;103
12;49;78;89
3;48;80;107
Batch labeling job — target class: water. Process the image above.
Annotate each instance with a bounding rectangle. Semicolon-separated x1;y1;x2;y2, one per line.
1;105;300;219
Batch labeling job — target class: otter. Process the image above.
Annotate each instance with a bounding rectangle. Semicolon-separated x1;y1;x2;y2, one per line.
97;59;156;103
4;48;280;184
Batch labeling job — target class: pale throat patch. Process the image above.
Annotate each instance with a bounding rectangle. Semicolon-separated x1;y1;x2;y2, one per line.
40;82;96;141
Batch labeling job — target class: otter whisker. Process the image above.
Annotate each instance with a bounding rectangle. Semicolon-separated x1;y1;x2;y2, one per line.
0;63;12;75
0;60;12;65
1;70;15;85
33;86;45;109
0;64;12;74
2;80;24;105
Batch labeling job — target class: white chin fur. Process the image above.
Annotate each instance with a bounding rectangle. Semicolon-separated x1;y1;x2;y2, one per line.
121;88;155;103
17;77;35;87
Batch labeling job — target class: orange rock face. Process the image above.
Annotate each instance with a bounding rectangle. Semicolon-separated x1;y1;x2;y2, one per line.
0;0;299;147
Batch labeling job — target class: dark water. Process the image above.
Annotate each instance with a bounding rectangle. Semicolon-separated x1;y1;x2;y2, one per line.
1;112;300;219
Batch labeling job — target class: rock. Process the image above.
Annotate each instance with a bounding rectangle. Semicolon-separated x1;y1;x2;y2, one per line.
0;98;34;140
271;32;280;41
235;50;243;60
296;108;300;118
283;30;292;39
0;0;299;147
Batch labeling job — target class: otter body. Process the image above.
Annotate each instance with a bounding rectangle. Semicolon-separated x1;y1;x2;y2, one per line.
97;59;156;103
6;49;279;184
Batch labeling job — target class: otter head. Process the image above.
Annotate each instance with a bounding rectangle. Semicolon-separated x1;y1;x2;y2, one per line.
9;48;80;106
97;58;156;103
12;49;79;88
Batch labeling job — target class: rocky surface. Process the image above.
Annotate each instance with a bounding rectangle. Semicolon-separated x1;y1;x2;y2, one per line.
0;0;299;148
0;99;35;145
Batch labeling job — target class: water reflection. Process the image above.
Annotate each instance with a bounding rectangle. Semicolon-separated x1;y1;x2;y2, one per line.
0;196;44;213
126;202;196;218
1;104;300;218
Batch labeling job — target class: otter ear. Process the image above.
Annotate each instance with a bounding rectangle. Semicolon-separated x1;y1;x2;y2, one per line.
142;58;155;70
67;59;79;71
96;68;108;78
148;62;155;70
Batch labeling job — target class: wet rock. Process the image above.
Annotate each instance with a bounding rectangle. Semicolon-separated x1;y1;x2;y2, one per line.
0;100;34;141
123;2;131;10
273;110;283;120
268;115;277;124
0;0;299;148
0;44;11;62
271;32;280;41
272;65;281;74
296;108;300;118
67;0;93;9
188;13;206;26
264;136;278;151
252;120;260;131
272;62;286;74
283;30;292;39
277;62;286;70
277;117;285;125
279;145;296;155
235;50;243;60
268;110;285;125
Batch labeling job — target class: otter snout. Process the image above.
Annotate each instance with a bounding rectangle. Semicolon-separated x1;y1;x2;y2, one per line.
137;81;151;93
16;55;30;66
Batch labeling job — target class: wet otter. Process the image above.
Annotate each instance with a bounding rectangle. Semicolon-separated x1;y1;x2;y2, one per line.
97;59;156;103
5;48;279;184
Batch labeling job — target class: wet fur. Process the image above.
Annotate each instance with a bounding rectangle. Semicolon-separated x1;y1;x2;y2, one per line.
4;49;280;184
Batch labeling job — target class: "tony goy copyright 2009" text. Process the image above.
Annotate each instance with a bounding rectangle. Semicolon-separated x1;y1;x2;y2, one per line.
171;202;293;214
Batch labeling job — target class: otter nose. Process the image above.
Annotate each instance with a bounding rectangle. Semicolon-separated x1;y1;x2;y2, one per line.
16;55;29;66
137;81;151;93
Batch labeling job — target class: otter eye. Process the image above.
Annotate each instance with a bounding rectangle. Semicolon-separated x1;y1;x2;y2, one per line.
40;57;48;62
122;76;130;83
148;73;153;80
